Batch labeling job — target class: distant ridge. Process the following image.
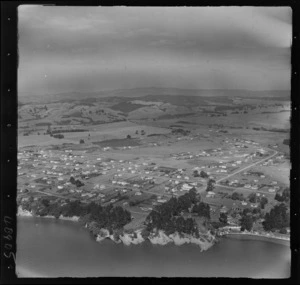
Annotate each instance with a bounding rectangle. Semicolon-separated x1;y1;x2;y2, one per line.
18;87;290;104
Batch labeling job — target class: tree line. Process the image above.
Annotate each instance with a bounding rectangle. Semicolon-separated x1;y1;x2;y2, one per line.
275;188;290;203
144;188;211;236
26;199;132;232
263;203;289;232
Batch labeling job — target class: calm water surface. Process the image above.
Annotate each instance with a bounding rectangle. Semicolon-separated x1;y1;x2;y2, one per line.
16;217;290;278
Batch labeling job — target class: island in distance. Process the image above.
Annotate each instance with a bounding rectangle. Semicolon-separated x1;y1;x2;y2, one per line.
17;87;290;248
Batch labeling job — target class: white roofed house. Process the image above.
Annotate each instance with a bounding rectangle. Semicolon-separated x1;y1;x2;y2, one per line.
181;183;193;191
206;191;216;198
81;193;94;198
157;198;167;203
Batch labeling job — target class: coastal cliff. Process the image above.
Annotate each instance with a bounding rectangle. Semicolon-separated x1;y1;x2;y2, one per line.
17;206;79;221
95;228;216;250
17;205;215;250
17;206;33;217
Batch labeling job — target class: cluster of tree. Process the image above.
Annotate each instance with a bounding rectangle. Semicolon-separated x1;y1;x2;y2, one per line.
206;179;215;192
193;170;209;178
116;193;129;202
265;128;289;133
35;199;132;231
95;109;105;114
283;139;290;146
275;188;290;203
262;203;289;232
210;221;226;229
209;113;226;117
239;209;254;232
192;202;210;219
70;176;84;187
230;192;244;201
259;197;268;209
200;171;209;178
244;207;263;217
240;215;254;232
145;210;199;237
247;193;268;209
171;128;190;136
49;129;88;134
238;207;264;232
52;134;64;139
134;130;145;135
240;205;264;223
129;198;147;207
219;212;228;224
85;203;132;231
79;139;85;144
144;189;210;236
248;193;258;203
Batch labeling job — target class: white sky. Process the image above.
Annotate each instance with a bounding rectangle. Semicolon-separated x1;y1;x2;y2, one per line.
18;6;292;95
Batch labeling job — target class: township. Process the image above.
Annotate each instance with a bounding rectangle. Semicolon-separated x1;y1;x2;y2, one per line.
17;90;291;237
17;127;290;234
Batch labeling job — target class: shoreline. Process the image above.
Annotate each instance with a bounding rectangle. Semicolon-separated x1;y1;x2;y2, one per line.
17;206;80;222
223;232;290;247
17;206;215;250
96;229;216;251
18;207;289;249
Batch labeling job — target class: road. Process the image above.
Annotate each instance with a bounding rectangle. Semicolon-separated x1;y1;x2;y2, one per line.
142;187;173;198
215;149;278;185
30;189;79;201
216;184;275;195
129;210;148;215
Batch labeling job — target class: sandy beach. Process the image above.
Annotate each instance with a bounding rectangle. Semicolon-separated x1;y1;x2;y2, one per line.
224;233;290;247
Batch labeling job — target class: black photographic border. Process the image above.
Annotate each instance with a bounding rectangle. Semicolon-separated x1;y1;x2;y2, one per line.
1;1;299;284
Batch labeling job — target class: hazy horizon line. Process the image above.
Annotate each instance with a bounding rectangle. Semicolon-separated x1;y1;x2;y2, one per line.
18;86;290;97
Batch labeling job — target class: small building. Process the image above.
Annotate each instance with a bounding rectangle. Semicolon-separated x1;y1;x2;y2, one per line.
206;191;216;198
220;206;229;213
157;199;167;203
182;184;193;191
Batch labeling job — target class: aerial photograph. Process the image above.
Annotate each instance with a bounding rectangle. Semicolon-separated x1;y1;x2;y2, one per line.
16;6;291;278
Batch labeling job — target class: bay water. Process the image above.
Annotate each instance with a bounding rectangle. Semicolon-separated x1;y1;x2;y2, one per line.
16;217;291;278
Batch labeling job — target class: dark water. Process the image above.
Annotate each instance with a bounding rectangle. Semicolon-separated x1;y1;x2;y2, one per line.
16;217;291;278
